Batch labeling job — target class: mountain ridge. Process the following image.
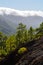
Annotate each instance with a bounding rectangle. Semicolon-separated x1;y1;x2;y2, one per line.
0;7;43;35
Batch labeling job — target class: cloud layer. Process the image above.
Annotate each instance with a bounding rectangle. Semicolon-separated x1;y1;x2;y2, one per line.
0;7;43;17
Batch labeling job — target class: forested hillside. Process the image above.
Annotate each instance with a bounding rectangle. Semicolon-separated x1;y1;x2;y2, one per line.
0;22;43;65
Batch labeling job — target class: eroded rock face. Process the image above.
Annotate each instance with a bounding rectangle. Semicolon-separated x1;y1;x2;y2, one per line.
0;36;43;65
16;36;43;65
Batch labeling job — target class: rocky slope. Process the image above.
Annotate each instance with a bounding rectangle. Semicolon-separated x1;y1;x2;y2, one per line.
16;37;43;65
0;36;43;65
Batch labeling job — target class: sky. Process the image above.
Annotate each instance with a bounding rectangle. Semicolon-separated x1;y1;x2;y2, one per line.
0;0;43;11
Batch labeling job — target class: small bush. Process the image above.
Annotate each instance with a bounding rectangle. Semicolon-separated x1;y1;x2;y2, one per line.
0;50;7;56
18;47;27;54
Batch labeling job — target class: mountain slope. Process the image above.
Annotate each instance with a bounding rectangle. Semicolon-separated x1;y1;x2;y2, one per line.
0;7;43;35
0;36;43;65
0;15;16;35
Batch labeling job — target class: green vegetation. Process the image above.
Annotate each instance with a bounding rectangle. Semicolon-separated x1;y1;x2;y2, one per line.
0;22;43;60
18;47;27;54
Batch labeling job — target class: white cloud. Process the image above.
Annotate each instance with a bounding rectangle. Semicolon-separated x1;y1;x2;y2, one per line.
0;7;43;17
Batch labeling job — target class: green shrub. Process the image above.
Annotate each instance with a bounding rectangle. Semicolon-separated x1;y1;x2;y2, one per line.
0;50;7;56
18;47;27;54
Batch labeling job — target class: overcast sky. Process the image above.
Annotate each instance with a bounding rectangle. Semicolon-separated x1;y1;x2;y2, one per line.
0;0;43;10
